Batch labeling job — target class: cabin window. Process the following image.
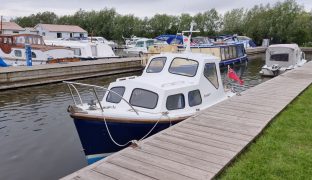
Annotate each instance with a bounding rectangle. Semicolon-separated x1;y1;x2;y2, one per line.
204;63;219;89
146;57;166;73
14;50;22;57
146;40;154;48
57;33;62;38
13;31;19;34
270;54;289;62
73;48;81;56
169;58;199;77
31;52;37;58
106;86;125;103
231;46;237;58
130;88;158;109
237;45;244;57
135;41;144;47
220;47;225;60
188;90;202;107
166;94;185;110
42;32;46;36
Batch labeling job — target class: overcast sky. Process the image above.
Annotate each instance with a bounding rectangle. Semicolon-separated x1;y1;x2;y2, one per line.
0;0;311;20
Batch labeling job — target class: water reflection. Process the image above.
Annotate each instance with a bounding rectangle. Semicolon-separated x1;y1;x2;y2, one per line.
0;56;266;180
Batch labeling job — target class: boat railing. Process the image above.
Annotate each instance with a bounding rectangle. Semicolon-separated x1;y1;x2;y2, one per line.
63;81;139;115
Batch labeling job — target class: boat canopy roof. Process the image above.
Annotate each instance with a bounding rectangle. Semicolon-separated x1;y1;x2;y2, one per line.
268;44;300;50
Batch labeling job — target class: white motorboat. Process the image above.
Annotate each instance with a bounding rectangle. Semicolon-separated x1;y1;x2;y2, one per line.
260;44;307;76
45;38;116;59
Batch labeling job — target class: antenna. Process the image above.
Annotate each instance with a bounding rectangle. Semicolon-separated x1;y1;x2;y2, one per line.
183;22;199;52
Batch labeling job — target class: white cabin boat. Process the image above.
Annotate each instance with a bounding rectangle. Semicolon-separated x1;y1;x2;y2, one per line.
260;44;307;76
88;36;117;48
45;38;116;59
65;51;234;163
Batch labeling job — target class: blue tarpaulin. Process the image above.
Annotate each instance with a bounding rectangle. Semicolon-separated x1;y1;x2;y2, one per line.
155;35;184;44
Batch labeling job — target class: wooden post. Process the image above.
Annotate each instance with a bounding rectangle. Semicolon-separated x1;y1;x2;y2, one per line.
0;16;3;34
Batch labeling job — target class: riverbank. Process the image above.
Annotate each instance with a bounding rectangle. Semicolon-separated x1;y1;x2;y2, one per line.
218;85;312;179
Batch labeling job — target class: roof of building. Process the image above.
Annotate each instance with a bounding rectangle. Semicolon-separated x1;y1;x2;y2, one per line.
1;22;24;31
25;27;38;32
35;24;87;33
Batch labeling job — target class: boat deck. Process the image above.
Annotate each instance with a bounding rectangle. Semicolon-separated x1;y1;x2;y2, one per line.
62;61;312;180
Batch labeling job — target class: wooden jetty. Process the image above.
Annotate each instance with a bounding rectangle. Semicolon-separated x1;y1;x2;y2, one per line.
62;61;312;180
0;57;142;90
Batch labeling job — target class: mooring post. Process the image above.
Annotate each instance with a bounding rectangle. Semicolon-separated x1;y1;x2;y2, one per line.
25;44;32;66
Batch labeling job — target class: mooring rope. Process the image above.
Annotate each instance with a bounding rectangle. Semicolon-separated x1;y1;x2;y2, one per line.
100;109;167;147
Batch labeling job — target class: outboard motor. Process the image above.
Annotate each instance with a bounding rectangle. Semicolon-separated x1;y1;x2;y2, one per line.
271;64;280;76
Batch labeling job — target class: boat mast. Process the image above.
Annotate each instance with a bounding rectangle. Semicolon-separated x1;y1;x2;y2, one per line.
183;22;199;52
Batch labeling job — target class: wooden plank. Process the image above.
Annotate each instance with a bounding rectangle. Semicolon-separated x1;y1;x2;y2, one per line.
195;113;263;128
145;139;229;165
94;163;155;180
180;122;253;141
202;107;272;122
165;130;242;152
187;119;261;137
200;110;272;127
138;143;222;174
106;154;194;180
121;148;212;179
155;134;236;158
173;126;248;146
70;170;116;180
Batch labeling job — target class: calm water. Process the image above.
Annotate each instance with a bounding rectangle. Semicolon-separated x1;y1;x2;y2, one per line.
0;54;267;180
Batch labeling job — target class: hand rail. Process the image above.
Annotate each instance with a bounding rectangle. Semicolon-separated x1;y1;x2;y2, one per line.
63;81;139;115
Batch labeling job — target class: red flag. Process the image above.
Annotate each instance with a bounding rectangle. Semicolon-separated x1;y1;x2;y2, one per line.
227;66;244;85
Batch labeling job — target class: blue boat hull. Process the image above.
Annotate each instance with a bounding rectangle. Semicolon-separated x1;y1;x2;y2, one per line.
219;55;248;66
73;118;178;164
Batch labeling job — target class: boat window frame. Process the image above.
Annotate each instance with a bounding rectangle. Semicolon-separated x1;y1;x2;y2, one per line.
168;57;199;77
146;57;167;73
188;89;202;107
270;53;289;62
203;63;219;89
130;88;159;109
14;50;22;57
106;86;126;104
166;93;185;111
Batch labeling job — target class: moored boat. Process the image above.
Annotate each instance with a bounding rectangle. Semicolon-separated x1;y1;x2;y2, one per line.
0;34;76;65
259;44;307;76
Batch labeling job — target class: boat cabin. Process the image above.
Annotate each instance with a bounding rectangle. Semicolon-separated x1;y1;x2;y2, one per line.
266;44;304;67
102;53;227;115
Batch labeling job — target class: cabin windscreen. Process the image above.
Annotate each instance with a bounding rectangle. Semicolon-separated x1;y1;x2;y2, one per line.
146;57;167;73
166;94;185;110
204;63;219;89
106;86;125;103
130;88;158;109
169;58;199;77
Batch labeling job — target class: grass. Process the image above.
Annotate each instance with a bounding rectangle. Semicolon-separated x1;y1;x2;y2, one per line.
218;85;312;180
